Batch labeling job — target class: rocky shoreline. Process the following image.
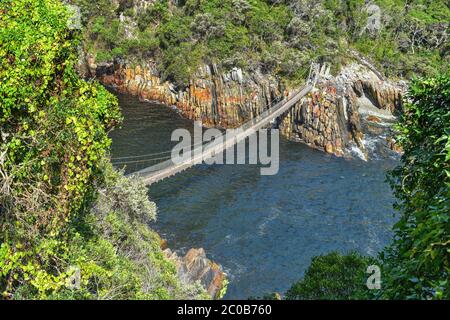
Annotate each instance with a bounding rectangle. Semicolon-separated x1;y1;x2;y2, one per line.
85;57;405;160
157;238;226;299
280;63;405;158
163;246;227;299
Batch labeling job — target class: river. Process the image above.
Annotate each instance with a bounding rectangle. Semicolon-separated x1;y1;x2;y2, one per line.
110;93;398;299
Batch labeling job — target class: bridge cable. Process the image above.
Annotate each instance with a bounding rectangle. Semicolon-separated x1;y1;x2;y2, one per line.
111;93;288;162
110;139;212;161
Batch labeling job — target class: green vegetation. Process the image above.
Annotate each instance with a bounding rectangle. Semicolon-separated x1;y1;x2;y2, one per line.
381;74;450;299
0;0;207;299
285;252;376;300
285;72;450;300
72;0;448;86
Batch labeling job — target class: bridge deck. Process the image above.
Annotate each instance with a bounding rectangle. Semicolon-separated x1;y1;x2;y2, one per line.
130;84;314;186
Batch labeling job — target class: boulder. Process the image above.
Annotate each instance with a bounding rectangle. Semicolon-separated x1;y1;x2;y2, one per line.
164;247;227;299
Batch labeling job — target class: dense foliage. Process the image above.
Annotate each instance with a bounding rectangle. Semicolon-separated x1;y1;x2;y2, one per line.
285;252;376;300
72;0;449;86
0;0;207;299
381;74;450;300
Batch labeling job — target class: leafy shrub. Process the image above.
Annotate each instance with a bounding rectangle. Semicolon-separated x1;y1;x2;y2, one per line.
78;163;208;300
0;0;120;297
285;252;377;300
0;0;120;244
0;0;207;300
137;0;170;32
382;74;450;300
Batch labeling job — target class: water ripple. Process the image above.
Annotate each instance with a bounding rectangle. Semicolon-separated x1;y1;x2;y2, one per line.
110;93;398;299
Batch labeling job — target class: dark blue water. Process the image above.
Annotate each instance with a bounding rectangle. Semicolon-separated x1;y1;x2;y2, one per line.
110;93;398;299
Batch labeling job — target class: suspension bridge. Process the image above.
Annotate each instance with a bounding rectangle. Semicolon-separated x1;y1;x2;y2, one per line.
113;63;329;186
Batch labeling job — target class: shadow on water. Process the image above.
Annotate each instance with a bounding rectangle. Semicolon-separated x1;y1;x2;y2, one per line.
110;93;398;299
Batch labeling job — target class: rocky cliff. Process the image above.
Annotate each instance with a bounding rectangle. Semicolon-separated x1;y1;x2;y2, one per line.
96;59;283;128
163;247;227;299
93;59;404;159
280;63;405;158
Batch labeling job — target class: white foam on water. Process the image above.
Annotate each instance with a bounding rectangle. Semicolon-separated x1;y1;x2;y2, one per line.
363;135;381;153
349;143;367;161
348;134;393;161
257;208;281;236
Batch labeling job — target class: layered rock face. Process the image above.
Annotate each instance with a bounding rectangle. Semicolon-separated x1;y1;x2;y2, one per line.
96;60;404;159
164;247;227;299
97;60;283;128
280;88;348;156
280;63;405;158
177;65;282;128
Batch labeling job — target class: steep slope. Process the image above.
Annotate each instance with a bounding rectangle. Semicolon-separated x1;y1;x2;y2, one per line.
73;0;448;158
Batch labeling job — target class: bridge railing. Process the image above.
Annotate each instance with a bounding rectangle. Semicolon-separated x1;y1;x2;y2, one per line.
132;84;313;181
130;63;324;182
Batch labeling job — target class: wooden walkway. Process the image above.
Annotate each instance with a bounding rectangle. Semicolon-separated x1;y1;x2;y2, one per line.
131;84;314;185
